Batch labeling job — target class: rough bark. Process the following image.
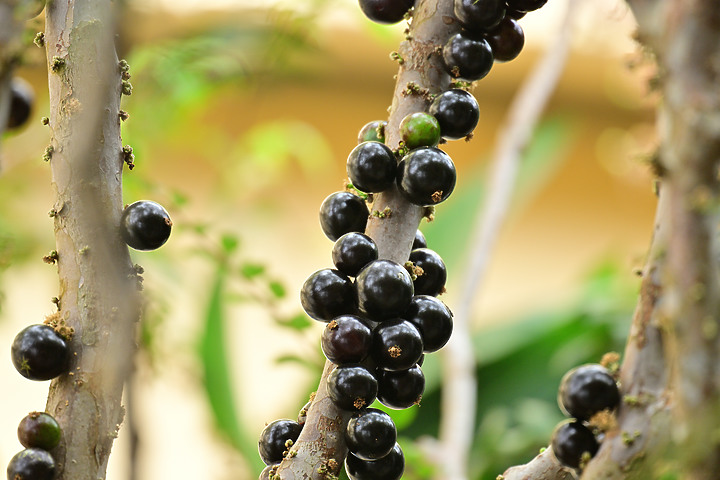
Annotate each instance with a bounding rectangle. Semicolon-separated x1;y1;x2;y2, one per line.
43;0;139;479
272;0;458;478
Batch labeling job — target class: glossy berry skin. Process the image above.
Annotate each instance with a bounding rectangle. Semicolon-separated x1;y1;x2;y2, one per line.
429;89;480;140
345;408;397;461
346;442;404;480
401;295;453;352
11;325;69;381
18;412;61;450
358;120;387;144
347;142;397;193
550;420;599;469
258;419;303;465
6;448;55;480
486;17;524;62
443;33;493;81
558;364;620;421
377;364;425;409
412;229;427;250
409;248;447;296
300;269;356;322
358;0;414;24
321;315;373;365
355;260;414;321
120;200;172;251
372;319;424;371
327;365;378;410
332;233;379;277
396;147;456;206
319;192;369;241
7;78;33;130
506;0;547;12
454;0;505;32
399;112;441;149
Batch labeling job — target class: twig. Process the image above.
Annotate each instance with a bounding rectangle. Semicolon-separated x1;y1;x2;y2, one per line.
438;2;582;479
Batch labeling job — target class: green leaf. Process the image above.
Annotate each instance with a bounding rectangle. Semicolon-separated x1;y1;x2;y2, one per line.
220;233;240;253
276;313;313;331
239;262;266;279
269;280;286;299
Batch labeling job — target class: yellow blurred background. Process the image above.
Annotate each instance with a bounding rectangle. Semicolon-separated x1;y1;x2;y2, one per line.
0;0;656;478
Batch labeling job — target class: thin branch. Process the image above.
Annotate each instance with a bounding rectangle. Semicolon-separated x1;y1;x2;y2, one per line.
439;2;582;479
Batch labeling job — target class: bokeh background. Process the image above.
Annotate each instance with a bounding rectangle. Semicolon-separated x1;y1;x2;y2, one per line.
0;0;657;478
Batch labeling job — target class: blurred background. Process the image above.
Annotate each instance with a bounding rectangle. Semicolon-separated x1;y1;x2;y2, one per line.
0;0;657;478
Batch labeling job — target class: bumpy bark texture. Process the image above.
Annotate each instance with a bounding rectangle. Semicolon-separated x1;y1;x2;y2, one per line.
272;0;458;478
43;0;139;479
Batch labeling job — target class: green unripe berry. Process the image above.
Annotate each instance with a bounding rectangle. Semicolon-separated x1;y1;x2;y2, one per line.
18;412;61;450
400;112;441;149
358;120;387;144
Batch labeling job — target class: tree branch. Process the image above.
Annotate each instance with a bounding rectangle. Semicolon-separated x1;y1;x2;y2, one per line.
43;0;139;479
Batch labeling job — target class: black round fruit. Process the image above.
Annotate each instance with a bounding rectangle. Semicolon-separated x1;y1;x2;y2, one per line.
345;442;404;480
506;0;547;12
347;141;397;193
355;260;414;321
486;17;525;62
332;233;379;277
558;364;620;421
258;419;303;465
11;324;69;381
17;412;61;450
442;33;493;81
358;120;387;144
6;448;55;480
327;365;378;410
358;0;415;24
401;295;453;352
7;78;33;130
120;200;172;251
396;147;456;206
429;89;480;140
550;420;599;469
412;230;427;250
372;319;424;371
345;408;397;461
409;248;447;296
319;192;370;241
300;269;356;322
454;0;505;32
377;364;425;409
321;315;373;365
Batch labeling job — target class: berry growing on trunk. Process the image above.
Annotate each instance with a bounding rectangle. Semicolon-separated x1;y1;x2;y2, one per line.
6;448;55;480
357;120;387;144
396;147;456;206
355;260;414;320
486;17;525;62
300;269;357;321
376;364;425;409
453;0;506;32
17;412;61;450
371;319;424;371
358;0;415;24
442;33;494;81
332;232;379;277
558;364;620;421
399;112;441;149
319;192;369;241
345;442;405;480
401;295;453;352
409;247;447;296
258;419;303;465
347;141;397;193
327;365;378;410
345;408;397;460
11;325;69;381
550;420;599;469
321;315;373;365
429;89;480;140
120;200;172;251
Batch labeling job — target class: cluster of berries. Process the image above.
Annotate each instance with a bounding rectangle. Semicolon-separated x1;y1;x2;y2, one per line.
4;77;34;132
550;363;621;470
6;413;61;480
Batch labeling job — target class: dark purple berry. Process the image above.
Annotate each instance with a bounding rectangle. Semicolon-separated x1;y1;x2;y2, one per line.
358;120;387;144
345;408;397;461
300;269;356;322
506;0;547;12
355;260;414;321
399;112;440;149
120;200;172;251
506;8;526;19
321;315;373;365
486;17;524;62
332;233;379;277
429;89;480;140
454;0;506;32
11;325;69;381
327;365;378;410
377;364;425;409
372;319;424;371
347;142;397;193
17;412;61;450
6;448;55;480
345;443;404;480
550;420;599;469
409;248;447;296
319;192;369;241
412;230;427;250
258;419;303;465
396;147;456;206
7;78;33;130
442;33;493;81
558;364;620;421
358;0;414;24
401;295;453;352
